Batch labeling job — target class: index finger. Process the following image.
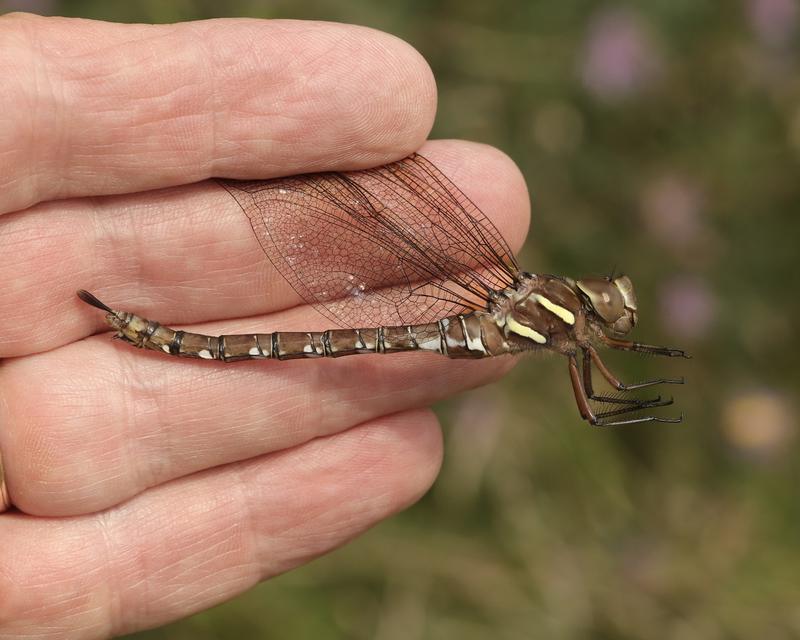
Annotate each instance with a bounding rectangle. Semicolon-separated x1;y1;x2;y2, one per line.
0;14;436;214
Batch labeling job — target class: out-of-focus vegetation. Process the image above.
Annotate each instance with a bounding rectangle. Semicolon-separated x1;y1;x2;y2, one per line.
10;0;800;637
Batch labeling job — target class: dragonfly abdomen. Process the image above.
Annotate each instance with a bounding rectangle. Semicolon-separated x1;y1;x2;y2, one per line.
77;291;501;361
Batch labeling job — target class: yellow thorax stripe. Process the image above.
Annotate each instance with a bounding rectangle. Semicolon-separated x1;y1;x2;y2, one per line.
533;294;576;325
506;316;547;344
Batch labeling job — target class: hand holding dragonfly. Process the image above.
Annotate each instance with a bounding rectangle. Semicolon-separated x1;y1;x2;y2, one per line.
0;15;530;636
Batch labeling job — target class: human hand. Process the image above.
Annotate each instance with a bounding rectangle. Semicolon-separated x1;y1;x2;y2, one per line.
0;14;529;636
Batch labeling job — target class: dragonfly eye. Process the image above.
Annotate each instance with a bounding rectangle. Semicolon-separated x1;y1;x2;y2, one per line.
576;276;638;335
612;275;637;313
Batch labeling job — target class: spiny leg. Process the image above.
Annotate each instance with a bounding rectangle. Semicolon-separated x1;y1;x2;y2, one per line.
568;355;682;427
601;335;691;359
582;349;675;413
581;346;667;406
587;343;685;391
591;413;683;427
595;397;675;420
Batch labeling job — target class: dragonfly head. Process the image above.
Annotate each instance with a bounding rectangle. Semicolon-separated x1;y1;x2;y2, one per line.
576;275;638;336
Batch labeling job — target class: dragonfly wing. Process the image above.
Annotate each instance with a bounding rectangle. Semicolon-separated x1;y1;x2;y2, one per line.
218;153;520;328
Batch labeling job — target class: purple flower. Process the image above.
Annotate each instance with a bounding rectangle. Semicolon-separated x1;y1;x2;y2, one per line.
659;276;716;341
748;0;798;48
581;8;661;101
641;175;704;250
1;0;56;13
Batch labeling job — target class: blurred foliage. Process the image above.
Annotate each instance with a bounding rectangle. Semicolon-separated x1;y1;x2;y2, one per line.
8;0;800;638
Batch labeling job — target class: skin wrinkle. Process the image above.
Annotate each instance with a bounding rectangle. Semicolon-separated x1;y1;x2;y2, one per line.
85;342;159;507
213;23;423;170
113;192;185;306
14;372;115;510
168;365;322;455
253;414;440;571
88;201;145;304
95;510;124;637
82;197;105;296
353;50;433;155
25;18;90;199
0;521;106;634
55;32;211;191
187;25;222;178
0;17;438;212
0;413;441;630
110;479;253;633
247;469;342;569
226;462;262;593
219;24;429;167
135;367;232;479
119;186;254;299
13;19;47;191
106;510;160;634
120;349;178;498
114;359;239;496
208;60;286;173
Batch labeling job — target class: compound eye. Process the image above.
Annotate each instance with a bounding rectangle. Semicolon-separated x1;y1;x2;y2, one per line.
613;275;637;313
576;277;625;323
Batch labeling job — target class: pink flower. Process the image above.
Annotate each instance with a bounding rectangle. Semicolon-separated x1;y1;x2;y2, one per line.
659;276;716;341
748;0;798;48
581;8;661;101
641;175;704;250
2;0;56;12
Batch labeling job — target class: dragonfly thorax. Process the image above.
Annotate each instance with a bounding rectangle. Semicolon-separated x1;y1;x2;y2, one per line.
489;273;639;354
490;274;585;351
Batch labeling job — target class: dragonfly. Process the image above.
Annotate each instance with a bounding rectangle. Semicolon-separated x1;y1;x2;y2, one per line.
78;153;689;427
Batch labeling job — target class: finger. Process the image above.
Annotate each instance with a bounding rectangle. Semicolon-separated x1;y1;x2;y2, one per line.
0;304;510;516
0;140;530;357
0;412;442;636
0;14;436;214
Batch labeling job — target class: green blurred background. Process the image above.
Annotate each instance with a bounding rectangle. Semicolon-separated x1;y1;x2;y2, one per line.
7;1;800;638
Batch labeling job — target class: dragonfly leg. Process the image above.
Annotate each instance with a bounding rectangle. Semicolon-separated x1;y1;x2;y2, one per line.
568;354;682;427
600;335;691;359
595;396;675;418
581;347;665;405
586;344;685;392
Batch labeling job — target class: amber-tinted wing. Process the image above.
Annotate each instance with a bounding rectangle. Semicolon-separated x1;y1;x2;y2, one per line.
218;153;520;328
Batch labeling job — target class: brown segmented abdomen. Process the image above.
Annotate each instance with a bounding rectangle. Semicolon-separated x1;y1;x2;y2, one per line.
80;294;512;362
